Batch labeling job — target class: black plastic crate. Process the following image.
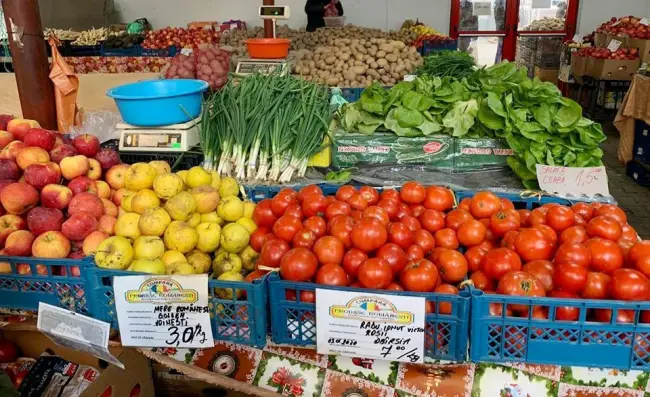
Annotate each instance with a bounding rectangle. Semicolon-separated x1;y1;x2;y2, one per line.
140;46;177;57
627;161;650;187
62;42;102;57
118;150;203;171
100;43;139;57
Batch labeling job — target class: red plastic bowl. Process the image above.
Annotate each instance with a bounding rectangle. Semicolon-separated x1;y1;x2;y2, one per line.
245;38;290;59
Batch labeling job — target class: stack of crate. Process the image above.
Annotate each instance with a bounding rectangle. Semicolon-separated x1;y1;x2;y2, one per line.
626;120;650;186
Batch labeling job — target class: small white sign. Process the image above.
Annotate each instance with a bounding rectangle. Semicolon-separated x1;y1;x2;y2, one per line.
532;0;552;9
640;18;649;26
316;289;425;364
404;74;416;82
572;34;584;44
37;303;123;368
536;165;610;197
473;1;492;16
114;275;214;349
180;48;193;56
607;39;622;52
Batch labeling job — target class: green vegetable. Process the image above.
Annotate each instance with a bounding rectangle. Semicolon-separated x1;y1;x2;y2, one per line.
415;50;476;79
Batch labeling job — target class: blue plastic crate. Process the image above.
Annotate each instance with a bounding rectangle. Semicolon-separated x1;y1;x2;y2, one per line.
140;46;177;57
101;43;139;57
0;256;90;314
63;44;102;57
470;290;650;370
84;267;268;347
267;273;470;361
635;119;650;150
455;189;572;209
626;161;650;187
336;86;393;103
420;40;459;56
245;183;344;203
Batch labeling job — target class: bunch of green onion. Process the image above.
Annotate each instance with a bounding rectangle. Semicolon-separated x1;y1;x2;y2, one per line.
200;73;331;183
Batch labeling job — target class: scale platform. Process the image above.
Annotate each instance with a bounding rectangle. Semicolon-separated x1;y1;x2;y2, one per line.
235;58;292;76
117;116;201;153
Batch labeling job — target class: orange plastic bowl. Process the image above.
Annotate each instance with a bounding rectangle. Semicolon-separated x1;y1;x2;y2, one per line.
245;38;290;59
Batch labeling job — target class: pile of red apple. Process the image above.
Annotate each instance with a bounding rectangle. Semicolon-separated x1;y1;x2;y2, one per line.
597;16;649;40
142;27;220;50
576;47;639;60
0;115;128;274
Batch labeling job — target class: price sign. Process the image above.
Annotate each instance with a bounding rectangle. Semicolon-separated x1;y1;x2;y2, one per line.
572;34;584;44
607;39;622;52
316;290;425;363
536;165;610;197
640;18;649;26
114;275;214;348
531;0;552;9
403;74;416;82
473;1;492;16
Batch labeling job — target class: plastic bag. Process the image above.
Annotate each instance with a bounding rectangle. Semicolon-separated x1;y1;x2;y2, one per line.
165;45;230;90
48;37;81;132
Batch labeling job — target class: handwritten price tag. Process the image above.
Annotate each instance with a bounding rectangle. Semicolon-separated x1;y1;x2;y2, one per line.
473;1;492;16
608;39;622;52
536;165;610;197
114;275;214;348
572;34;584;44
316;290;425;364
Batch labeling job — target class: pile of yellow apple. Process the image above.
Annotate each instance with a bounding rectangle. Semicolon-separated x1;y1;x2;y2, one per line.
94;163;258;286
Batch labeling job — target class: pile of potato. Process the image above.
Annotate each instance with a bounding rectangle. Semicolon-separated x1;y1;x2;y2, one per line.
292;38;423;87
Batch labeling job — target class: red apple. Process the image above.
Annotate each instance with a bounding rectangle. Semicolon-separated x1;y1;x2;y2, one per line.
0;141;26;161
4;230;35;256
6;119;40;141
68;192;104;219
0;183;39;215
23;162;61;190
24;128;56;151
68;251;85;259
105;164;128;190
61;212;98;241
32;231;71;258
15;146;49;170
98;215;116;235
0;214;26;246
0;179;14;196
0;131;14;149
72;134;100;158
0;115;14;131
94;149;121;170
49;144;77;164
26;207;64;235
60;155;89;180
40;184;72;209
0;159;21;180
67;176;98;195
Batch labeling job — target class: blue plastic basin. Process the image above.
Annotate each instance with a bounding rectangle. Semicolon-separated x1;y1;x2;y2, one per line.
107;79;209;127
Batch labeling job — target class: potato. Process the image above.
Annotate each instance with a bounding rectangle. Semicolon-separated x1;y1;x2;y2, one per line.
353;60;364;67
370;61;378;69
327;77;339;86
377;58;388;68
385;53;397;63
340;52;351;61
353;65;367;75
354;53;364;61
379;43;394;53
381;75;391;84
325;56;336;65
376;50;386;59
343;70;357;81
394;64;405;74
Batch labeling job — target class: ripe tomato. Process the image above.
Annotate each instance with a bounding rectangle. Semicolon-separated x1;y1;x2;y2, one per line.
515;228;554;261
594;308;635;324
378;198;399;221
298;185;323;203
406;245;425;261
522;260;554;292
490;211;520;237
272;215;302;242
458;198;471;211
571;202;593;222
545;206;575;232
629;241;650;266
465;246;487;273
554;242;591;268
549;290;580;321
298;290;315;303
253;199;277;228
245;270;265;283
380;189;400;202
260;239;290;268
620;223;638;241
529;208;547;226
325;201;351;220
581;272;610;299
284;204;303;220
436;250;468;283
434;228;459;250
278;188;298;200
271;192;296;217
412;230;434;254
395;203;413;219
482;248;522;280
315;264;348;286
534;224;558;247
594;204;627;224
501;230;519;251
351;218;388;252
313;236;344;265
470;270;494;291
585;238;624;274
357;258;393;289
469;191;502;219
362;206;390;227
610;269;650;301
423;186;454;212
303;216;326;238
428;247;449;263
376;243;408;275
480;218;497;242
400;215;421;232
636;256;650;278
618;238;636;262
475;239;496;251
457;219;487;247
401;259;438;292
553;263;588;294
342;248;368;277
410;204;425;218
347;194;368;211
250;227;270;253
359;186;379;205
418;209;445;234
386;283;404;291
518;210;531;227
574;214;586;227
433;284;459;314
336;185;357;202
387;222;414;249
400;181;426;204
445;209;473;231
293;228;317;249
586;216;622;241
280;248;318;281
325;196;337;207
497;271;546;312
329;216;355;248
559;226;588;244
351;210;363;222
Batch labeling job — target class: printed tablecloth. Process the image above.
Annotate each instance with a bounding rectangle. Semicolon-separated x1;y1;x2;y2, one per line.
64;56;170;74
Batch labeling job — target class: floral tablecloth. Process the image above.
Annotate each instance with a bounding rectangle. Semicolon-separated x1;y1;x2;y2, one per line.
64;56;170;74
150;339;650;397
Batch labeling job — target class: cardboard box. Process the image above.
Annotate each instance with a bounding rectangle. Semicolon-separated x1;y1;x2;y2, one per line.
534;67;559;84
626;38;650;63
453;138;512;170
586;58;639;80
595;33;628;48
570;54;588;77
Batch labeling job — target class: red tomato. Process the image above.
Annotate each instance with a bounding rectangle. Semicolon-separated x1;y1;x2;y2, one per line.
629;241;650;266
518;209;531;227
497;271;546;312
303;216;326;238
501;230;519;251
280;248;318;281
458;198;471;212
284;204;303;220
586;216;623;241
347;194;368;211
313;236;345;265
594;308;635;324
250;227;270;253
490;211;520;237
299;290;315;303
522;260;554;292
469;191;502;219
325;196;337;207
446;209;473;231
571;202;593;222
594;204;627;224
401;259;438;292
292;228;317;249
423;186;454;212
357;258;393;289
465;246;487;273
362;206;390;227
400;215;421;232
619;238;636;263
482;248;522;280
324;201;351;220
457;219;487;247
252;199;277;228
554;242;591;268
400;181;426;204
272;215;303;242
351;210;363;222
418;209;445;234
585;238;624;273
298;185;323;203
376;243;408;275
336;185;357;202
476;239;496;251
515;228;554;261
410;204;425;218
529;208;547;226
559;226;588;244
470;270;494;291
436;250;468;283
545;206;575;232
351;218;388;252
302;194;327;217
574;214;586;227
378;198;399;221
278;188;298;200
395;202;413;219
342;248;368;277
581;272;610;299
315;264;348;286
534;224;558;247
434;228;459;250
636;256;650;278
330;216;355;248
260;239;290;268
380;189;400;202
433;284;459;314
610;268;650;301
386;283;404;291
387;222;414;250
413;229;435;254
406;245;425;261
553;263;588;294
620;223;638;241
271;192;296;217
428;247;449;264
549;290;580;321
359;186;380;205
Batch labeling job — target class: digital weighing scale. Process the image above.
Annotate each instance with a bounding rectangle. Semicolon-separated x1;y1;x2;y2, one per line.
117;116;201;153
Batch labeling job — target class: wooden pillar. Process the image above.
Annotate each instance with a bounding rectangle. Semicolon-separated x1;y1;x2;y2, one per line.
2;0;57;129
263;0;274;38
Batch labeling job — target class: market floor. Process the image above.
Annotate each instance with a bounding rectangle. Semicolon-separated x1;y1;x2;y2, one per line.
602;123;650;238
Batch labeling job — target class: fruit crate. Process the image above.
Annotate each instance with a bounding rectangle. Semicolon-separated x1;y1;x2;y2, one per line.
118;150;203;172
469;290;650;370
0;256;90;314
140;46;178;57
61;43;102;57
267;273;471;361
455;189;573;210
420;40;458;56
100;43;140;57
626;161;650;187
84;267;268;347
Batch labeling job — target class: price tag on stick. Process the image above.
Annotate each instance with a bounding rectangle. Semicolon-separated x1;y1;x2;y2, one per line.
536;165;610;197
114;275;214;348
607;39;622;52
316;289;425;363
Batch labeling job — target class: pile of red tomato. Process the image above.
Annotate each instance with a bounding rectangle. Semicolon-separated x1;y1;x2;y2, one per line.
251;182;650;323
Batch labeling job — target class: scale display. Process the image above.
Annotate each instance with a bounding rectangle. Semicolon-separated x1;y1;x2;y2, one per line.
122;132;184;149
259;6;290;19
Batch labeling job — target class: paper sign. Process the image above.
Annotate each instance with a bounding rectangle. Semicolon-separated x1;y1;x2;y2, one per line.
536;165;610;197
114;275;214;348
640;18;649;26
532;0;552;9
180;48;193;56
404;74;416;82
37;303;123;368
572;34;584;44
473;1;492;16
607;39;622;52
316;289;425;364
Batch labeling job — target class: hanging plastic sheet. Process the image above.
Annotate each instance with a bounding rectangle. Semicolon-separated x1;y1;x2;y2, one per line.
48;37;81;132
